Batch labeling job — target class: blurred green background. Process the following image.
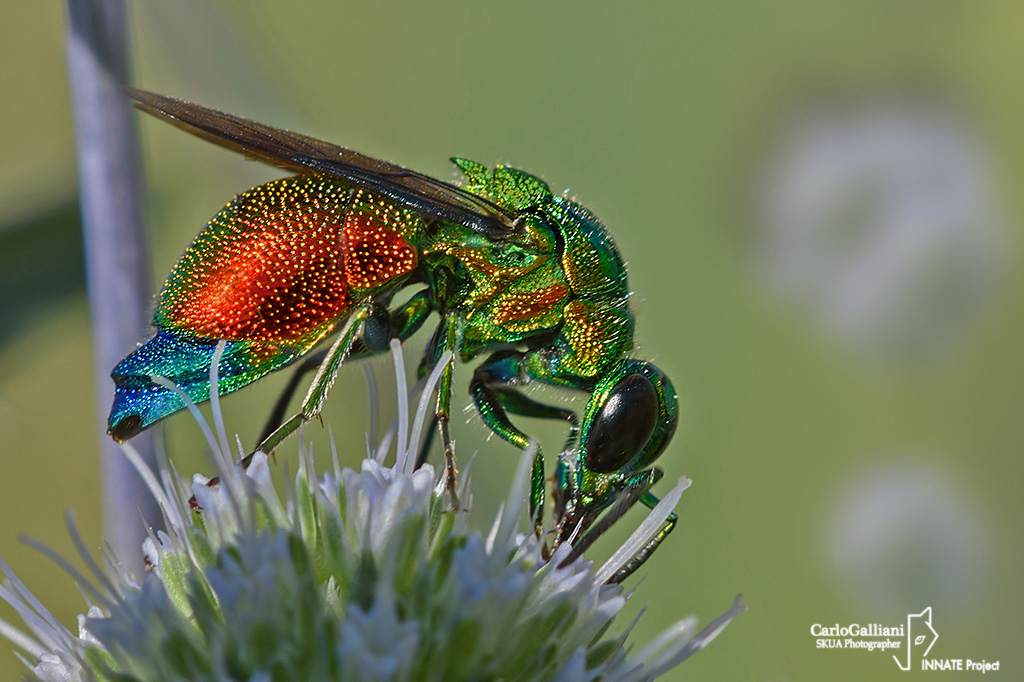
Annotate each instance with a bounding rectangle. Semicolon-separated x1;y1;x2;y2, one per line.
2;1;1021;680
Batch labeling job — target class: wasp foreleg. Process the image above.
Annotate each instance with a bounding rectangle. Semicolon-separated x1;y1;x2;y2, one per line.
558;467;671;584
604;490;678;584
469;351;579;535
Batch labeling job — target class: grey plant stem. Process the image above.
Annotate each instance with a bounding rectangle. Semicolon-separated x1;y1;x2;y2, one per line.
63;0;160;575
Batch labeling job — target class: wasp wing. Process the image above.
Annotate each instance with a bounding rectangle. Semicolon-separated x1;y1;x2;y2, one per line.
125;87;520;239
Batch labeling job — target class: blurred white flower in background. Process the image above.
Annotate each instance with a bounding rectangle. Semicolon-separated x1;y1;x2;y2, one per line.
827;459;989;619
0;341;743;681
753;97;1003;368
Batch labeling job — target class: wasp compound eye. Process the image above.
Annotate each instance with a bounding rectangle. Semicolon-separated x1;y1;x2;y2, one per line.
584;373;659;474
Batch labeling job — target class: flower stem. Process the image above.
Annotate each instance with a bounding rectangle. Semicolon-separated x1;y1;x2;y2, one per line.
63;0;161;574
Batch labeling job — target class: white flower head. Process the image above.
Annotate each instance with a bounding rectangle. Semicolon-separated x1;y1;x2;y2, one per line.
1;340;743;681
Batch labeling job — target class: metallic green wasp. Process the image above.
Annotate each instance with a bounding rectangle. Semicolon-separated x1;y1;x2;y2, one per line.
109;90;679;581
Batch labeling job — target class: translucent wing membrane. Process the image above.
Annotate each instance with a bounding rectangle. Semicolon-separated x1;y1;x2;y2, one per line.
124;87;520;239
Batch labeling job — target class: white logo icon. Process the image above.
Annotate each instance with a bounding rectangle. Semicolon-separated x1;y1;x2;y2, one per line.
894;607;938;671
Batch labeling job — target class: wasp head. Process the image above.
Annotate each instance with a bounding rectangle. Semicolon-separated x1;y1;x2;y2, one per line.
552;359;678;541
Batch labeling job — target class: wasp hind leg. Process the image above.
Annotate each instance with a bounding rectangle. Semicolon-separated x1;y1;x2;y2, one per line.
255;291;434;450
253;302;375;456
255;350;327;447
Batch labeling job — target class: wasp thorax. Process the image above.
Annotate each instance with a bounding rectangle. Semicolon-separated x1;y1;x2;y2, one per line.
584;373;659;474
